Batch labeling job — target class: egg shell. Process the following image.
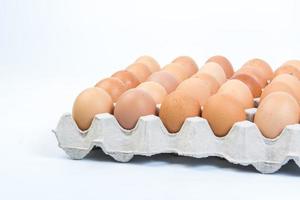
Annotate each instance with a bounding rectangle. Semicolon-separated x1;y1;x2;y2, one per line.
146;71;179;93
206;55;234;78
163;63;190;82
172;56;199;77
114;89;156;130
281;60;300;71
260;81;298;103
135;55;160;72
137;81;167;104
242;58;273;81
274;64;300;80
217;79;254;108
198;62;227;85
176;78;211;106
202;94;246;137
192;72;220;94
231;73;262;98
237;65;267;87
159;90;201;133
272;74;300;103
95;77;127;102
111;70;140;89
127;63;152;82
72;87;113;131
254;92;300;139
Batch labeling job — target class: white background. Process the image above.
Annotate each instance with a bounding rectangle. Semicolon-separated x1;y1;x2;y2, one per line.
1;0;300;199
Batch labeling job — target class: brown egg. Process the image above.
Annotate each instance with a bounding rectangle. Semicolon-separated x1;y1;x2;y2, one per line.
72;87;114;131
127;63;151;82
242;58;273;81
114;89;156;130
163;63;190;82
202;94;246;137
159;90;201;133
95;77;127;102
237;65;267;87
274;64;300;80
281;60;300;71
272;74;300;103
198;62;227;85
172;56;198;77
146;71;179;93
135;55;160;72
176;78;211;106
111;70;140;89
254;92;300;139
137;81;167;104
260;82;298;103
217;80;254;108
231;73;262;98
192;72;220;94
206;55;234;78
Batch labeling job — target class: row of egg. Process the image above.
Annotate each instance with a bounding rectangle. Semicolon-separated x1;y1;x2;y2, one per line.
72;56;300;139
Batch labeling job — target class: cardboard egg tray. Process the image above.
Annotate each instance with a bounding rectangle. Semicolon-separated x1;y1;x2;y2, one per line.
54;99;300;174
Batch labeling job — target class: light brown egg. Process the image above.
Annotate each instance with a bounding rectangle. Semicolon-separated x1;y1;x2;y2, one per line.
237;65;267;87
198;62;227;85
206;55;234;78
163;63;190;82
192;72;220;94
95;77;127;102
114;89;156;130
137;81;167;104
242;58;273;81
231;73;262;98
159;90;201;133
281;60;300;71
127;63;151;82
111;70;140;89
135;55;160;72
272;74;300;103
172;56;198;77
260;82;298;103
176;78;211;106
202;94;246;137
72;87;114;131
254;92;300;139
274;64;300;80
146;71;179;93
217;80;254;108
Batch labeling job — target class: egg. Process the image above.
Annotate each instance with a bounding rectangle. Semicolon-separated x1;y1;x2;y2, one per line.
172;56;198;77
237;65;267;87
274;64;300;80
135;55;160;72
159;90;201;133
127;63;151;82
254;92;300;139
206;55;234;78
198;62;227;85
114;89;156;130
242;58;273;81
202;94;246;137
192;72;220;94
281;60;300;71
111;70;140;89
231;73;262;98
176;78;211;106
260;82;298;103
95;77;127;102
146;71;179;93
137;81;167;104
72;87;114;131
163;63;189;82
272;74;300;103
217;79;254;108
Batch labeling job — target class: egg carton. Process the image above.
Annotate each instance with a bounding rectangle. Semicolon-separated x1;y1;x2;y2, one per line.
54;105;300;174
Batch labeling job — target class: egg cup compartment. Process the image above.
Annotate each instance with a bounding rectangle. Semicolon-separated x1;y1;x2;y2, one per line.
54;109;300;174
